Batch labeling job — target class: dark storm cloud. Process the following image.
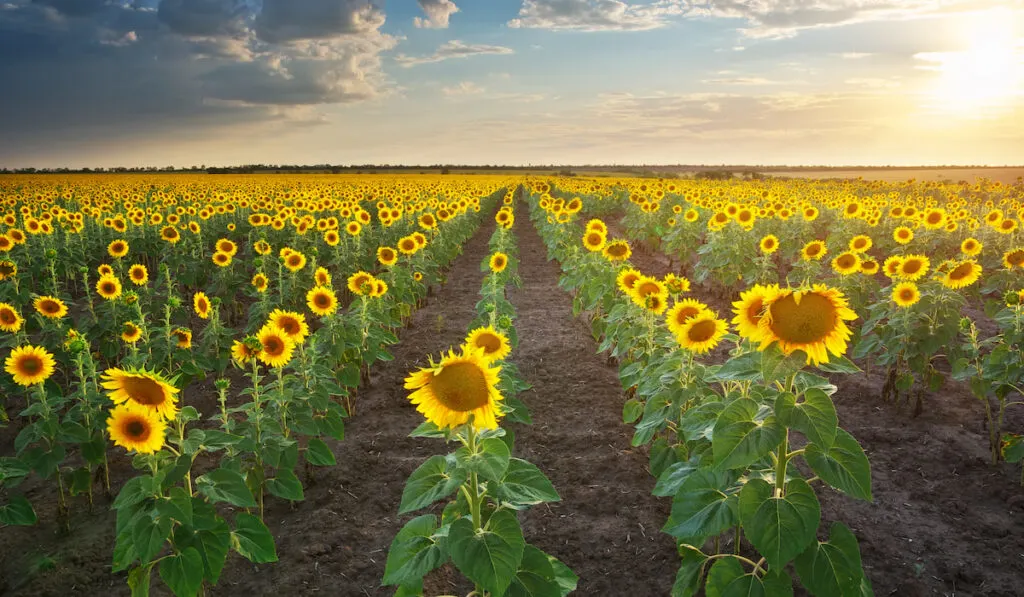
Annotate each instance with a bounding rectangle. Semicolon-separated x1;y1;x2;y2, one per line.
31;0;109;17
0;0;395;163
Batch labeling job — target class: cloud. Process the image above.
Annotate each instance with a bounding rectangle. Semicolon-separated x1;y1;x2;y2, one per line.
255;0;386;43
414;0;459;29
395;39;514;67
703;77;779;85
157;0;250;38
508;0;686;31
32;0;107;17
442;81;485;96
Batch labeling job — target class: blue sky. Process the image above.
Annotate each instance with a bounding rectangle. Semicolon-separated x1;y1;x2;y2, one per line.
0;0;1021;167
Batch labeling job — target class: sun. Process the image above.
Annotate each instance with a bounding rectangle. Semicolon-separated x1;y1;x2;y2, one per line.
922;8;1022;117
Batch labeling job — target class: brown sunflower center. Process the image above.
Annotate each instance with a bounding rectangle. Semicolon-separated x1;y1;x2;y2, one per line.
688;319;718;342
101;282;116;293
902;259;923;275
263;335;284;356
768;292;837;345
429;362;490;412
853;239;867;249
315;294;331;308
121;375;168;406
474;333;503;355
18;355;42;375
636;281;661;297
0;309;15;324
124;419;150;440
899;288;916;301
949;263;974;280
806;244;822;257
836;254;857;269
674;306;702;326
1008;250;1024;266
40;300;60;314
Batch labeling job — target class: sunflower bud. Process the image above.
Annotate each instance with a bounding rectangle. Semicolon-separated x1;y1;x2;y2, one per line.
158;263;168;274
253;257;264;268
498;315;512;329
123;291;139;305
78;265;88;274
167;296;182;309
214;378;230;391
1005;291;1022;307
45;249;57;260
211;297;222;307
959;317;973;331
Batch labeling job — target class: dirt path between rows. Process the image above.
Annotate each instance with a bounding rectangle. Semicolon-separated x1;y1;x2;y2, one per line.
507;211;676;594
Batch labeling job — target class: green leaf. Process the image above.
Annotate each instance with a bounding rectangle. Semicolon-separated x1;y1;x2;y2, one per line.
775;389;838;450
816;356;862;374
662;469;737;542
712;399;782;470
706;557;793;597
232;513;278;563
671;545;708;597
653;461;698;497
157;487;193;527
128;564;152;597
195;468;257;508
383;515;447;586
1001;434;1024;463
158;547;204;597
506;544;561;597
191;514;230;583
804;428;872;501
449;509;525;597
134;512;173;564
266;469;305;502
409;421;446;439
739;477;820;570
0;494;37;526
304;438;336;466
456;437;511;482
761;346;807;384
795;522;866;597
707;351;762;382
622;399;643;424
114;475;155;510
399;455;467;515
493;458;560;507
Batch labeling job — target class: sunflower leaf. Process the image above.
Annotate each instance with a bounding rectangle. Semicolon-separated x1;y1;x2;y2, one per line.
449;509;525;597
804;429;872;501
231;513;278;563
158;546;204;597
712;399;781;470
739;477;820;570
493;458;560;507
455;437;510;482
399;455;467;514
382;515;447;586
195;468;257;508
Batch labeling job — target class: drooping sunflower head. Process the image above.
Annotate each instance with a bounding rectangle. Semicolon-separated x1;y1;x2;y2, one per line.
348;271;374;295
489;252;508;273
897;254;930;281
307;286;338;316
128;264;149;286
941;260;982;290
666;298;711;337
193;292;211;319
378;246;398;267
0;302;23;333
676;312;728;354
801;240;827;261
107;404;166;454
464;326;511;363
759;235;779;255
731;284;780;342
254;240;272;255
268;309;309;343
231;337;262;366
849;235;872;253
101;366;179;420
5;345;56;386
33;295;68;319
404;347;504;431
582;230;607;252
96;275;122;301
172;327;193;349
831;251;862;276
758;285;858;366
108;239;129;258
314;266;332;287
121;322;142;344
892;282;920;307
256;324;295;368
603;240;631;262
1002;248;1024;269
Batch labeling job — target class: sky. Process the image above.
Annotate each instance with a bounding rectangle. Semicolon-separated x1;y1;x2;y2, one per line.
0;0;1022;168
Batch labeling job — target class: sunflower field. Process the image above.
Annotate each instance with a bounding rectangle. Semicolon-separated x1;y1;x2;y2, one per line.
1;173;1023;596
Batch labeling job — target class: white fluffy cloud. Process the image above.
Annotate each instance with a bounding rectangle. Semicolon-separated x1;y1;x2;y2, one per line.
414;0;459;29
395;39;514;67
508;0;685;31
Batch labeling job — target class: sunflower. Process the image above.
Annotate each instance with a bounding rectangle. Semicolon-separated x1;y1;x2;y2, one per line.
581;229;607;252
418;213;437;230
759;235;779;255
107;404;166;454
231;338;260;366
414;272;424;282
860;258;880;275
603;240;631;262
269;309;309;343
489;252;508;273
398;235;418;255
997;219;1018;234
108;239;129;258
193;292;211;319
307;286;338;316
128;264;149;286
254;240;272;255
849;235;872;253
586;219;608;235
465;326;511;363
0;302;23;333
0;260;17;281
404;347;504;431
960;238;982;257
893;226;913;245
172;328;192;349
212;251;232;267
413;232;428;248
370;279;389;298
757;285;858;366
1002;248;1024;269
631;276;666;303
882;255;904;278
215;238;238;256
348;271;374;295
256;324;295;368
378;246;398;267
314;266;332;287
676;312;728;354
616;268;643;295
892;282;920;307
897;254;930;281
941;261;982;290
831;251;861;276
666;298;711;337
664;273;690;295
251;273;269;293
96;275;122;300
98;264;114;277
121;322;143;344
732;284;780;342
161;226;180;244
283;251;306;272
5;345;56;386
324;230;340;246
801;240;827;261
33;296;68;319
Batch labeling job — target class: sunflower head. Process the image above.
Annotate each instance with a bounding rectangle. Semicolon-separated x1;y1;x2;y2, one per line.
0;259;17;281
464;326;511;363
617;268;642;295
677;312;728;354
108;239;129;258
897;255;930;281
172;327;193;349
801;240;827;261
107;404;166;454
34;296;68;319
128;264;149;285
0;302;23;333
404;347;504;431
212;251;232;267
307;286;338;316
314;266;332;287
603;240;631;262
759;235;779;255
1002;248;1024;269
893;226;913;245
941;260;982;290
489;252;508;273
232;337;262;366
664;273;690;295
121;322;143;344
256;324;295;368
732;284;780;342
583;230;607;252
378;246;398;267
892;282;920;307
96;275;123;301
757;285;858;366
666;298;711;337
269;309;309;342
831;251;862;276
347;271;374;295
193;292;211;319
5;345;56;386
398;236;418;255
